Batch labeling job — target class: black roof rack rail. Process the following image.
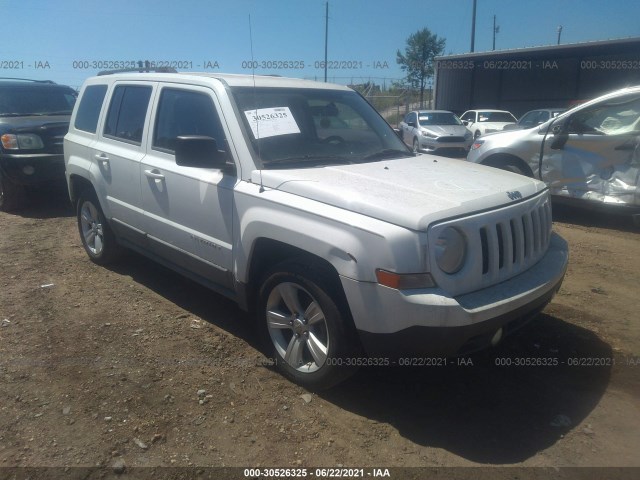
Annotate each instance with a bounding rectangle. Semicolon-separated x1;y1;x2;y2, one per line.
0;77;56;84
97;67;178;76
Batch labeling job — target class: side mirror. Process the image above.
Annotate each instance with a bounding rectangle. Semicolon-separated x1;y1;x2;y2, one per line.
407;121;416;128
175;136;228;168
462;120;470;126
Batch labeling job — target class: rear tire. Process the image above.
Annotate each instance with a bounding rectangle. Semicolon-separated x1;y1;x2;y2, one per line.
77;190;122;264
257;260;359;390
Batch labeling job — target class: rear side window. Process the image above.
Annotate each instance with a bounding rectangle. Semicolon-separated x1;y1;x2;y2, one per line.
104;85;152;144
74;85;107;133
152;88;226;153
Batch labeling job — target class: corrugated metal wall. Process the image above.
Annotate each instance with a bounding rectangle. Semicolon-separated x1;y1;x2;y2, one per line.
434;38;640;117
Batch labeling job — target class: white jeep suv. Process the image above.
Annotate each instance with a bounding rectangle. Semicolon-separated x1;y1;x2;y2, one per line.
64;72;568;389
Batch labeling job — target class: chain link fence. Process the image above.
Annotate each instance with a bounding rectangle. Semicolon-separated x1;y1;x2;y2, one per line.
361;89;434;128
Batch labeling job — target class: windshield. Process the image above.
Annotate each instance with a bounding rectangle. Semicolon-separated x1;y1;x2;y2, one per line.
418;112;462;126
232;87;410;168
0;86;77;116
478;111;516;122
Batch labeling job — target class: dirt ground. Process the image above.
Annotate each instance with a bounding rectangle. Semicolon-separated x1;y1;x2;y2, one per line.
1;186;639;479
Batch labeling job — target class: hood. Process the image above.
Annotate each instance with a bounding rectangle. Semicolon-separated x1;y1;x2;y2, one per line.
252;155;545;231
422;124;469;137
479;121;515;129
0;115;71;131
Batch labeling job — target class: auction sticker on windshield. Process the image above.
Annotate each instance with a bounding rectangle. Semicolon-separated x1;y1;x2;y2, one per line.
244;107;301;139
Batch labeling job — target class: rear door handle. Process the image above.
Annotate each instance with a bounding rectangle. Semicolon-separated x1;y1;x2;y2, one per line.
144;169;165;180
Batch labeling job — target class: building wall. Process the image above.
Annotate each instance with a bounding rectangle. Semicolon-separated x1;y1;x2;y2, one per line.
434;38;640;117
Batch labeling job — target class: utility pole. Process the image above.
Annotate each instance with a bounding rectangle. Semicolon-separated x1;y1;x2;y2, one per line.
493;15;499;50
324;2;329;82
557;25;563;45
470;0;477;52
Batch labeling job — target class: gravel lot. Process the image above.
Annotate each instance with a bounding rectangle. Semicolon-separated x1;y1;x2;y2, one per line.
1;186;639;479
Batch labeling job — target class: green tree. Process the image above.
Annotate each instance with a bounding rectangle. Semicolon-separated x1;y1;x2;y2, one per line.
397;28;446;108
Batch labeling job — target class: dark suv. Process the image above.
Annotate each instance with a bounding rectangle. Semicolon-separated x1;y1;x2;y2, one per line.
0;78;77;211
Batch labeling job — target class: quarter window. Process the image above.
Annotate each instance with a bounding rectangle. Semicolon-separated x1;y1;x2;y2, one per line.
74;85;107;133
104;85;152;144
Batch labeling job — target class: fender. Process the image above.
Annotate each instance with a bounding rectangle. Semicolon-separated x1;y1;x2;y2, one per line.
232;182;426;285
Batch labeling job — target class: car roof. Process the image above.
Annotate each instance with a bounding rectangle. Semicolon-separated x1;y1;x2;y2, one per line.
84;72;352;91
0;79;73;89
525;108;565;113
469;109;512;113
553;85;640;121
415;110;453;114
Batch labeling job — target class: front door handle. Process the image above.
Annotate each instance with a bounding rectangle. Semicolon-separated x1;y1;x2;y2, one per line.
144;169;165;180
94;153;109;164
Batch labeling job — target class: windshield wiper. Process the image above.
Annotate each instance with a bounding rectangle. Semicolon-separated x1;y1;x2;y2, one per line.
40;111;72;116
0;111;71;117
357;149;413;162
264;155;350;168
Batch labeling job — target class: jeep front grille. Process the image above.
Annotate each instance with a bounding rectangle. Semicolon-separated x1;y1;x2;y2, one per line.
478;199;552;279
428;191;553;297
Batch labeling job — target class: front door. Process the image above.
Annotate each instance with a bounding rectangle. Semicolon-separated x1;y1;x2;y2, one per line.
140;85;236;292
541;92;640;206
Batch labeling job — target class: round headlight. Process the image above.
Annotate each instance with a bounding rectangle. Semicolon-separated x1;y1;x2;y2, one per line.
435;227;467;274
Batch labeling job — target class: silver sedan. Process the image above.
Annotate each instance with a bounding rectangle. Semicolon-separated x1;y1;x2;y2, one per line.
399;110;473;157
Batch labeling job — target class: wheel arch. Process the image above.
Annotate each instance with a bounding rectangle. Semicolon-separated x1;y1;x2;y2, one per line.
68;174;96;205
481;153;534;177
243;238;349;314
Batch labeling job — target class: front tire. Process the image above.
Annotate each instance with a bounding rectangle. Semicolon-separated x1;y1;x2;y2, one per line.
257;260;359;390
0;169;26;212
77;190;121;264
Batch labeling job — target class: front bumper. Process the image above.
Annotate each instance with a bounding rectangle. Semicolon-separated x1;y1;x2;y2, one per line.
341;232;568;358
0;153;66;186
419;138;471;157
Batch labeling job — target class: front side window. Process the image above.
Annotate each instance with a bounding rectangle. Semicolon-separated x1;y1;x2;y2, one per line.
569;95;640;135
461;112;476;122
232;87;410;168
153;88;226;153
104;85;152;144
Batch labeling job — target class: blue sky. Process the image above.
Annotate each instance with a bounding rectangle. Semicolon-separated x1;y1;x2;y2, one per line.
1;0;639;89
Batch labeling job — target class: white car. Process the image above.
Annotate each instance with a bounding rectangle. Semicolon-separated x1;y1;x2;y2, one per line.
64;71;568;389
461;109;517;139
467;86;640;218
399;110;473;157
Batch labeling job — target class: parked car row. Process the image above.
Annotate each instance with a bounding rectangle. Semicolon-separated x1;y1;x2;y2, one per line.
2;70;636;389
0;78;77;211
400;88;639;218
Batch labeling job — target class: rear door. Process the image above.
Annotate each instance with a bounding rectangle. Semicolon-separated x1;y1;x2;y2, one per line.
91;83;154;238
140;85;235;292
541;92;640;206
